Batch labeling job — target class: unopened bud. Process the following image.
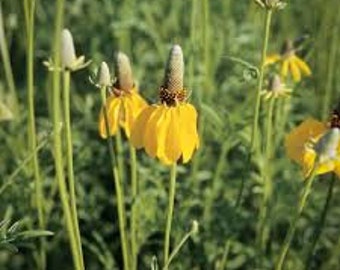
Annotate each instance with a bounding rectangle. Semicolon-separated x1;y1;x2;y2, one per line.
115;52;134;91
98;62;111;87
61;29;76;69
191;220;199;235
163;44;184;92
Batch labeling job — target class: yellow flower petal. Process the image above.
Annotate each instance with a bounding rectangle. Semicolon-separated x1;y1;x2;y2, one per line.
143;106;165;158
131;105;156;148
285;118;327;164
178;104;199;163
281;59;289;78
293;55;311;76
163;107;181;164
265;54;281;65
289;58;301;82
98;97;121;138
333;161;340;178
121;95;135;138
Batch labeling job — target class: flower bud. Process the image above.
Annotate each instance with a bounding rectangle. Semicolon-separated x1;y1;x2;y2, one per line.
268;74;282;92
115;52;134;91
98;61;111;87
163;44;184;92
61;29;76;69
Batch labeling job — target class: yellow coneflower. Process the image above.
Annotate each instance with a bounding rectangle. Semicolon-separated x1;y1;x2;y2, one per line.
285;110;340;177
98;52;147;139
261;74;292;100
266;39;311;82
131;45;199;165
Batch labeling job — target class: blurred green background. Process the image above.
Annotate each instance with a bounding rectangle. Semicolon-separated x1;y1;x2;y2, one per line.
1;0;340;269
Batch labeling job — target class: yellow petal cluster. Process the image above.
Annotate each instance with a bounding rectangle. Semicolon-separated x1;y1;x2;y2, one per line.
265;53;311;82
285;118;340;177
98;86;147;138
131;103;199;165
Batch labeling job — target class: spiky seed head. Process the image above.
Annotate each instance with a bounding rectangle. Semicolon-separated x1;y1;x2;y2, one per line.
61;29;76;69
163;44;184;92
281;39;294;56
114;52;134;91
98;62;111;87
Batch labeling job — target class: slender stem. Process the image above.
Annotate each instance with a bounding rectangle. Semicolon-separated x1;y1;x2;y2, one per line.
257;97;275;251
62;70;84;268
163;163;178;269
219;240;232;270
275;167;317;270
23;0;45;268
163;226;195;269
100;87;130;270
251;9;272;152
305;175;335;270
51;1;83;269
130;144;138;270
25;2;46;269
0;2;19;115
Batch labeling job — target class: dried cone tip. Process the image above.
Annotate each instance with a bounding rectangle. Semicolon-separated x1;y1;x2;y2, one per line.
163;44;184;92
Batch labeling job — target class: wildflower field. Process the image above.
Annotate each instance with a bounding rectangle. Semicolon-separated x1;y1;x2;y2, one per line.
1;0;340;269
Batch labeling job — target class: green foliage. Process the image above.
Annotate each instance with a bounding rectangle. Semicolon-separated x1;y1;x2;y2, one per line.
1;0;340;269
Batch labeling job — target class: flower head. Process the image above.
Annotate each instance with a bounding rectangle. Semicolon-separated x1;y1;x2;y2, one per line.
285;110;340;177
98;53;147;139
44;28;91;71
131;45;199;165
266;39;311;82
261;74;292;100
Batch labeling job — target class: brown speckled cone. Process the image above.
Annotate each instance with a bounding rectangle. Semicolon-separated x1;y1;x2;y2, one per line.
163;45;184;92
115;52;134;91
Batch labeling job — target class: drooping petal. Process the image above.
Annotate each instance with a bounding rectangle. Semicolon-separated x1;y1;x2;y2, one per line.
293;55;311;76
131;92;148;116
156;107;171;161
178;104;199;163
121;95;135;138
281;59;289;78
285;118;327;164
131;105;156;148
98;97;121;138
162;107;181;164
143;106;165;158
289;58;301;82
302;149;334;177
265;54;281;65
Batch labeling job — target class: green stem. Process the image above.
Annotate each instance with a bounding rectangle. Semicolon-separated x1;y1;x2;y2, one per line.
62;70;84;268
251;9;272;152
305;175;335;270
321;5;340;120
218;240;232;270
100;87;130;270
130;144;138;270
0;2;19;115
275;167;317;270
51;1;83;269
257;97;275;251
163;163;178;269
23;0;45;267
23;0;45;268
163;225;196;269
